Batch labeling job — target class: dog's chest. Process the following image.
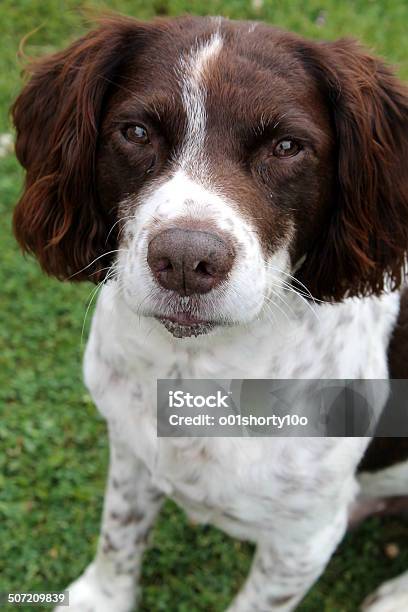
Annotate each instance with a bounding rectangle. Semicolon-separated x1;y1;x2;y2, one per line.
83;288;399;539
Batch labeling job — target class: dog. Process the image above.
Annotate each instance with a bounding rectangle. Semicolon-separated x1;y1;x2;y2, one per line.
12;14;408;611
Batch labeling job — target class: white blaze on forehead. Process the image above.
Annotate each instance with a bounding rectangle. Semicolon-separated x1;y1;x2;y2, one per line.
179;32;223;170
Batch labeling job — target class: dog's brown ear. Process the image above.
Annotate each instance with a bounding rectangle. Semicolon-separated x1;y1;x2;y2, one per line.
12;17;153;281
298;39;408;301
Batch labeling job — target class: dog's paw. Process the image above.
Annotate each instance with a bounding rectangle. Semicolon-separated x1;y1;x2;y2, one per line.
54;562;136;612
361;572;408;612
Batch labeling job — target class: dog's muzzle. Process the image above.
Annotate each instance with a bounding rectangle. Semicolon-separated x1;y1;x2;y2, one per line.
147;227;235;337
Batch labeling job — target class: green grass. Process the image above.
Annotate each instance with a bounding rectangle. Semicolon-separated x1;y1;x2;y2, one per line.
1;1;408;610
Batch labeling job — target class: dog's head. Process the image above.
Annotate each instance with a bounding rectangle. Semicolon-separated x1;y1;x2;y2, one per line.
13;15;408;338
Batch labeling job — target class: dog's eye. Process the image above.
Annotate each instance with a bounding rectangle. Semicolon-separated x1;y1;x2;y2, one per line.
273;139;301;158
124;124;150;144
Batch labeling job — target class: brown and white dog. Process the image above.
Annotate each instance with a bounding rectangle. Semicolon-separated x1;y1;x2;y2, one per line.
13;14;408;611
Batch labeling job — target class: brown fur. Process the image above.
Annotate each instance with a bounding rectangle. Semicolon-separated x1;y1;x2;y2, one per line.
360;288;408;473
296;40;408;300
12;17;157;281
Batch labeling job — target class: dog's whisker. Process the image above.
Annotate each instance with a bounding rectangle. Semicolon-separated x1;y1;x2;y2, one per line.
104;215;136;245
264;287;298;319
80;263;119;345
68;249;126;280
262;293;292;324
267;279;321;321
264;262;330;305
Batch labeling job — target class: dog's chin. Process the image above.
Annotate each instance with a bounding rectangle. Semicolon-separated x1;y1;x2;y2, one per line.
159;318;215;338
155;313;215;338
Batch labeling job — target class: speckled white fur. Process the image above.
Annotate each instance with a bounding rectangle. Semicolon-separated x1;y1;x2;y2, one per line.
362;571;408;611
56;34;406;612
60;286;400;612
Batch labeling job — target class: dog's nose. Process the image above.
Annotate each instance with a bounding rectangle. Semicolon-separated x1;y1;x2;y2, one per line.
147;228;234;295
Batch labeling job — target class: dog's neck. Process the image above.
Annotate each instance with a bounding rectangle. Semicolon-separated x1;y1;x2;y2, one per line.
88;282;399;383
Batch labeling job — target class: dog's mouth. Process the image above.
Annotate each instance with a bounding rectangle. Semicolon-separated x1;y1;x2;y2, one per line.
156;312;215;338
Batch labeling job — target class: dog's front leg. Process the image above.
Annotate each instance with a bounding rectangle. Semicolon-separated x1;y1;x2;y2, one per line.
56;429;164;612
226;508;348;612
